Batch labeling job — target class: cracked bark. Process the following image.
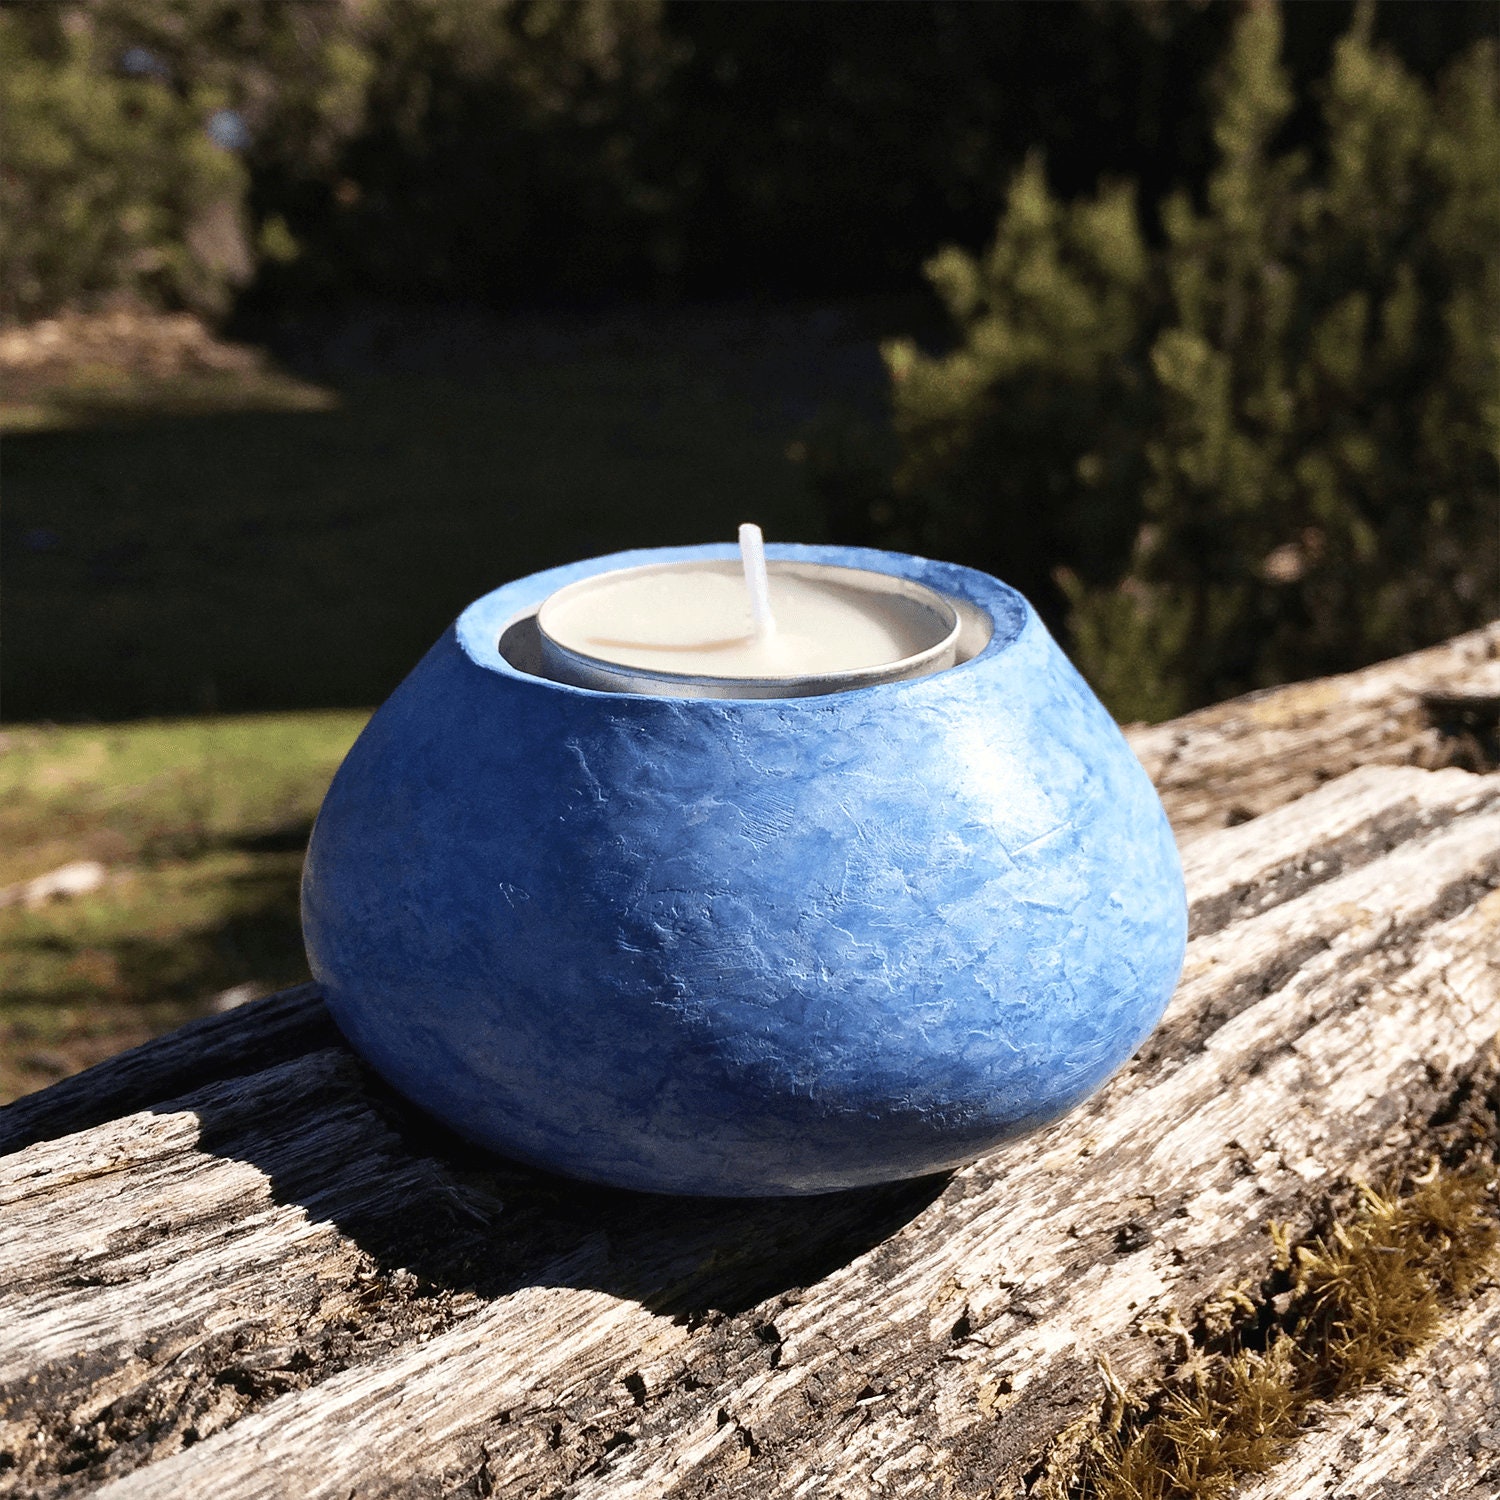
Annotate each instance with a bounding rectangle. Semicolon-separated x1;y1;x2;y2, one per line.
1;626;1498;1500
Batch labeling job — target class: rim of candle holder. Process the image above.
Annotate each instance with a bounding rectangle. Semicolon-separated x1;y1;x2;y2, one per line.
477;544;1018;703
528;558;964;699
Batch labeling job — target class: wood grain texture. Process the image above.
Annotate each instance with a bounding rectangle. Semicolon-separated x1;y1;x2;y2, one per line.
2;634;1498;1500
0;983;337;1158
1124;619;1500;846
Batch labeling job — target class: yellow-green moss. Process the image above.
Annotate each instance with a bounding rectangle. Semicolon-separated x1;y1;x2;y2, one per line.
1048;1165;1499;1500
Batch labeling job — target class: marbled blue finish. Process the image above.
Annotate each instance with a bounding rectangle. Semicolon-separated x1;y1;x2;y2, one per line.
302;545;1186;1196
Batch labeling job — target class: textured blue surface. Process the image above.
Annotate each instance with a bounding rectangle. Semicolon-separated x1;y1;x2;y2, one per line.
302;545;1187;1196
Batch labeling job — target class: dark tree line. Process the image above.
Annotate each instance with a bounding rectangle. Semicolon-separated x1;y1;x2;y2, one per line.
3;1;1494;721
4;1;1493;319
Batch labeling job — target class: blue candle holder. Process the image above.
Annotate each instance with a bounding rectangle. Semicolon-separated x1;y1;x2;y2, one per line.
302;545;1186;1196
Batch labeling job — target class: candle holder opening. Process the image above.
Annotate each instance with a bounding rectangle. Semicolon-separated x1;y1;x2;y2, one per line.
500;561;994;699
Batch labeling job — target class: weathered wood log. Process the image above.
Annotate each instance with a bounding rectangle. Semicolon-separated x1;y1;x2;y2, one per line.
2;631;1498;1500
1125;619;1500;845
0;984;338;1157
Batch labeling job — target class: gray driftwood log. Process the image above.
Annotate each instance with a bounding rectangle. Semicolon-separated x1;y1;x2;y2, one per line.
2;623;1498;1500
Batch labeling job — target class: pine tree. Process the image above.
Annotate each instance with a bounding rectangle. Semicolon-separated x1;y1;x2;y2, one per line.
844;1;1499;721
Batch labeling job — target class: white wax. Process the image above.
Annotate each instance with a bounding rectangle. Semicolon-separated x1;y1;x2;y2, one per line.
539;560;948;679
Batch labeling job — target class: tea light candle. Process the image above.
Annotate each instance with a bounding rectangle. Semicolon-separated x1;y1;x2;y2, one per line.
535;525;962;698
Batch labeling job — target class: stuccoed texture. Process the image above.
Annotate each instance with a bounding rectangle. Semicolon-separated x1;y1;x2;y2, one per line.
302;545;1187;1196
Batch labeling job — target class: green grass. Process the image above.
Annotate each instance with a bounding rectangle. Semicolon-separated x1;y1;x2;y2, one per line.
0;712;364;1101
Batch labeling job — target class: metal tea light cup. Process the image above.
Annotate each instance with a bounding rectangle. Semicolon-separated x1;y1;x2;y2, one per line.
533;559;963;699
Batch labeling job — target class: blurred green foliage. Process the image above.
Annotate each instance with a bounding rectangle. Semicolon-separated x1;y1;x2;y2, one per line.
0;0;677;319
256;0;680;305
3;0;1496;726
818;3;1500;720
0;8;248;318
6;2;1494;319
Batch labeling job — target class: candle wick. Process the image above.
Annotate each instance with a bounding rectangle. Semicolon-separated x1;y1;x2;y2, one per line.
738;523;777;639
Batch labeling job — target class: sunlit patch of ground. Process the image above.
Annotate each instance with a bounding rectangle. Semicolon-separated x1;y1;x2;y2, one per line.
0;309;335;433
